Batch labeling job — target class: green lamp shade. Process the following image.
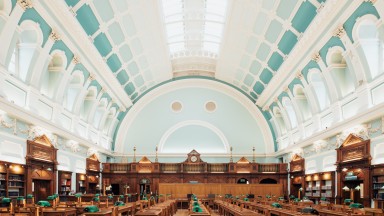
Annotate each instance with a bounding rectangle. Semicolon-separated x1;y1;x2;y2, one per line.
95;194;100;197
92;197;100;202
271;203;282;208
294;198;301;202
142;196;148;200
344;199;353;203
289;195;295;199
37;201;51;207
119;195;124;199
84;205;99;212
193;201;199;206
127;194;132;197
2;198;11;203
243;198;249;202
107;195;113;199
47;196;55;200
278;197;284;200
75;193;82;198
303;196;308;200
53;194;59;198
320;197;327;201
193;197;197;201
192;206;203;213
114;201;125;206
266;195;271;199
350;203;364;209
17;196;25;201
27;194;33;199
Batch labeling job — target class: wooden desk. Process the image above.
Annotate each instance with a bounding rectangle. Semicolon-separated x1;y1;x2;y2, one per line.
40;207;77;216
114;204;134;216
135;208;163;216
82;209;114;216
215;200;261;216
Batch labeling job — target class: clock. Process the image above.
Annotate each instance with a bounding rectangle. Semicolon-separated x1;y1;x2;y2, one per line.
191;156;198;162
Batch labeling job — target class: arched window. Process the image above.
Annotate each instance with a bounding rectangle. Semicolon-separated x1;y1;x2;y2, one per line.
64;71;84;111
103;108;116;135
327;48;355;98
282;97;297;129
293;86;312;121
40;52;66;98
355;18;383;80
80;87;97;121
273;107;287;135
92;99;107;129
308;69;330;111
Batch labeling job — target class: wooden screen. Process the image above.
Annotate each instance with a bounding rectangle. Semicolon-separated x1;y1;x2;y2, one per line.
158;183;283;198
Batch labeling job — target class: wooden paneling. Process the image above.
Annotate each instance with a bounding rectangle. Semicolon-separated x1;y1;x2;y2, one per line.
158;183;283;198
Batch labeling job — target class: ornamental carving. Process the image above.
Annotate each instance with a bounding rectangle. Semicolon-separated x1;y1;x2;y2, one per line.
333;25;345;38
49;30;61;41
17;0;32;11
311;52;321;62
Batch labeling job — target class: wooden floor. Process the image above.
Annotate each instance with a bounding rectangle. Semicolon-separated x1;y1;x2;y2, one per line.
174;209;220;216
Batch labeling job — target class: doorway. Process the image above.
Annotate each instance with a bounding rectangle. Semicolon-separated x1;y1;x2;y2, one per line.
111;184;119;195
139;178;151;199
33;180;51;202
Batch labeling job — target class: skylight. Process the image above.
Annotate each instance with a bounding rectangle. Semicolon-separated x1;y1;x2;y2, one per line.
162;0;228;58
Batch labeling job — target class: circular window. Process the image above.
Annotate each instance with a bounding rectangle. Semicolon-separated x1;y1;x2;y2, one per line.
205;101;217;112
171;101;182;113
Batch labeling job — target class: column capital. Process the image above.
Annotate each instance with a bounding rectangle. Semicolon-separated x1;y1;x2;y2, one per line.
49;29;61;42
333;25;345;38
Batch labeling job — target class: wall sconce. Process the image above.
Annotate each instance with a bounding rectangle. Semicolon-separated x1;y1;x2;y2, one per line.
342;168;348;172
342;186;350;191
355;185;361;191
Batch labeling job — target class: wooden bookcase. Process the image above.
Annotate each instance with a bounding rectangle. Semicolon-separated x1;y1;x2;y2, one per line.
372;164;384;209
58;171;72;196
335;134;371;207
289;154;305;199
86;154;100;194
304;172;334;203
76;173;86;194
0;161;25;198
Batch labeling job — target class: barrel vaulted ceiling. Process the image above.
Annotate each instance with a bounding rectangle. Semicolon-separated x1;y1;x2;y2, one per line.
59;0;326;104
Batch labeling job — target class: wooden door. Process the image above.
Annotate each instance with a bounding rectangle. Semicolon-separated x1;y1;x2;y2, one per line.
33;180;51;202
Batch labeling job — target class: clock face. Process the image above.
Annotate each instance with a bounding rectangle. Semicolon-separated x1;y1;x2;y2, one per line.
191;156;198;162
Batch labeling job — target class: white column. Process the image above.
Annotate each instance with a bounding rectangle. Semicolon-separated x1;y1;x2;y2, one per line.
0;3;25;66
0;67;7;98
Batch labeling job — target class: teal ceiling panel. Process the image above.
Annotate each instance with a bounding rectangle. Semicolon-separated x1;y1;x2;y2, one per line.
131;92;139;100
124;82;135;95
50;40;74;69
119;44;133;62
246;37;258;53
319;36;345;66
277;91;289;102
278;30;298;55
250;92;258;100
253;12;268;34
11;0;16;12
262;0;276;10
19;8;52;46
76;4;100;36
267;52;284;71
249;60;261;75
265;20;283;43
276;0;297;20
107;54;122;73
243;74;254;87
253;81;264;94
108;22;125;45
114;0;129;13
256;42;270;61
260;68;273;85
127;61;139;76
134;75;145;87
116;70;129;85
291;1;317;33
90;80;102;93
93;0;114;22
344;2;380;42
65;0;79;7
317;0;326;3
93;33;112;57
122;14;136;36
